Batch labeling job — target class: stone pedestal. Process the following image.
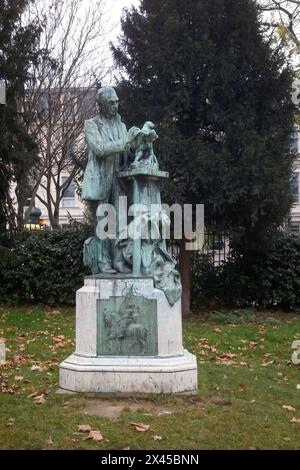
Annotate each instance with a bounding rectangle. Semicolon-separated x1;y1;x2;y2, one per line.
118;167;169;276
59;275;198;394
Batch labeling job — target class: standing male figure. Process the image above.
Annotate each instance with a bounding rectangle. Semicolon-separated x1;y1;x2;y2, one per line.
82;86;138;274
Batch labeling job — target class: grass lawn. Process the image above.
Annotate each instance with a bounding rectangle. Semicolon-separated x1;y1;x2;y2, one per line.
0;304;300;450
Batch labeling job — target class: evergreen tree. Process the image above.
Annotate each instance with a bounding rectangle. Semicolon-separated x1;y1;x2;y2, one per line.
112;0;295;314
0;0;42;239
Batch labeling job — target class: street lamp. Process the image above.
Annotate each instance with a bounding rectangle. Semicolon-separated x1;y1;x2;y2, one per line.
0;80;6;105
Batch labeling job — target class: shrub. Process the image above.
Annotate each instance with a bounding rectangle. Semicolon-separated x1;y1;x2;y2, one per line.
0;225;91;306
191;233;300;312
1;227;300;311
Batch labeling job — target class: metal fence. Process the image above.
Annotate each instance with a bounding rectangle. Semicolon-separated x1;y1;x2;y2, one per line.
168;232;231;267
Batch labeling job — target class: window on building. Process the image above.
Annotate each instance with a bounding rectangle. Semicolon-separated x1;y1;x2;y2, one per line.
291;128;299;153
291;172;299;204
289;221;300;236
61;177;76;207
63;100;75;120
63;136;75;161
79;91;95;117
37;92;49;119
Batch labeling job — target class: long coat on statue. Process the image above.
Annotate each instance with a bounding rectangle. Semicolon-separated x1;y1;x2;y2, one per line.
82;113;127;202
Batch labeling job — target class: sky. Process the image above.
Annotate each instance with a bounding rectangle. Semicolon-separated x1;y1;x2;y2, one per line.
31;0;299;87
101;0;140;83
108;0;140;41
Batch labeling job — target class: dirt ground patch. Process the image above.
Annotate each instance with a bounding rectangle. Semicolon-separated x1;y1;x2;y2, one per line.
79;395;229;420
80;398;176;420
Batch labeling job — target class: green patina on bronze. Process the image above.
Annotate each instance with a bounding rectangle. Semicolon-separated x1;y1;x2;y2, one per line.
118;167;181;307
97;287;158;356
82;85;182;307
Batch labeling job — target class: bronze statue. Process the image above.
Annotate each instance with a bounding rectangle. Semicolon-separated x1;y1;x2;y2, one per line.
82;86;138;274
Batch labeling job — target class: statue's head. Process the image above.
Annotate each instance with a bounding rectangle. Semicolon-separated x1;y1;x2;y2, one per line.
96;86;119;119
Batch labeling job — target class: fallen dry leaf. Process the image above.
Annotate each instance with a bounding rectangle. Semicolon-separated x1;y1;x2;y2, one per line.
297;384;300;390
198;350;208;356
33;393;46;405
31;364;45;372
290;417;300;424
130;422;150;432
6;418;15;427
78;424;92;433
219;353;238;359
50;309;61;315
14;376;24;382
46;436;54;446
216;358;238;365
15;355;31;364
34;395;46;405
53;335;65;342
238;383;247;392
283;405;296;412
85;431;103;442
158;410;173;416
262;361;274;367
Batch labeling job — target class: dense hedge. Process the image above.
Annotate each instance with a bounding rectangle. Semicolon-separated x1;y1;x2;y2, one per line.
1;227;300;310
0;225;91;306
191;233;300;312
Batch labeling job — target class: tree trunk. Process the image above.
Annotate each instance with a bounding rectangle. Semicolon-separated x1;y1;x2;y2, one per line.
179;237;191;317
52;203;60;229
16;188;25;228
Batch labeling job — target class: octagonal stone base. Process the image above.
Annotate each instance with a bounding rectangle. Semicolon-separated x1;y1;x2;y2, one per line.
59;275;198;394
59;351;197;394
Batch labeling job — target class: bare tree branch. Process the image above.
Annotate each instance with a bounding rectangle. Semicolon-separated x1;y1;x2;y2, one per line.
258;0;300;52
22;0;116;228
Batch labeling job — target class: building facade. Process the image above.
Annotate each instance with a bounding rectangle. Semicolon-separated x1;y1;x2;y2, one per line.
19;87;95;228
34;173;86;227
290;80;300;235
